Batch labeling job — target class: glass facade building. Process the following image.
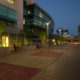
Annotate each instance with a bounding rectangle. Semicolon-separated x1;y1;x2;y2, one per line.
23;1;54;41
0;4;17;28
0;0;54;51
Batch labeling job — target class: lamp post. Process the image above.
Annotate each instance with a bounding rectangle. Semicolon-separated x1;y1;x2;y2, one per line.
58;28;62;44
46;22;50;54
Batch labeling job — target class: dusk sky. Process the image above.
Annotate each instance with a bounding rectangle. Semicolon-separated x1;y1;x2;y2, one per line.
35;0;80;36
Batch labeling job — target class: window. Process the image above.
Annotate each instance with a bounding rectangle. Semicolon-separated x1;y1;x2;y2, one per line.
0;5;17;20
24;9;27;16
6;0;15;4
0;5;7;16
6;36;9;47
8;8;17;19
23;19;25;24
39;13;43;18
0;20;6;32
2;36;6;47
2;36;9;47
8;22;15;28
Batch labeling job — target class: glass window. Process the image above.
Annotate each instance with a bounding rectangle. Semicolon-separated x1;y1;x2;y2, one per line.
8;8;17;19
34;8;40;16
2;36;6;47
2;36;9;47
8;22;15;28
24;9;27;16
0;5;17;20
23;19;25;24
33;16;46;28
0;20;6;32
6;36;9;47
39;13;43;18
0;5;7;16
34;7;50;23
6;0;15;4
26;19;33;25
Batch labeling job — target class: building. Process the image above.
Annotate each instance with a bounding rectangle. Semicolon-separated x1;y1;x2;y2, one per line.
0;0;54;52
66;25;80;44
0;0;24;51
78;25;80;38
23;0;54;42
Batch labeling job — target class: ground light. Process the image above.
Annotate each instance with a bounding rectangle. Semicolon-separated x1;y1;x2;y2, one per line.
52;39;56;45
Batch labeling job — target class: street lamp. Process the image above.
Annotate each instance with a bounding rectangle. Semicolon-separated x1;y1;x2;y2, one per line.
58;28;62;35
58;28;62;44
46;22;50;54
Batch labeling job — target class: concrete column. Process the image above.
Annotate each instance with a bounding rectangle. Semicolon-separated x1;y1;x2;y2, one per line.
16;0;23;30
79;38;80;44
26;0;34;5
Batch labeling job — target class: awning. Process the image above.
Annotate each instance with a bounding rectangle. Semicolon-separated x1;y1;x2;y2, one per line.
5;27;20;34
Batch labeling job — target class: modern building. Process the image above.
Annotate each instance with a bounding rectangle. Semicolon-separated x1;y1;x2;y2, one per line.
0;0;54;52
66;25;80;44
0;0;24;51
78;25;80;38
23;0;54;42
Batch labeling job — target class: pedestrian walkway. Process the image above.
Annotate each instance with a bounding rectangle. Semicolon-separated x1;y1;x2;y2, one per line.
0;63;41;80
0;44;80;80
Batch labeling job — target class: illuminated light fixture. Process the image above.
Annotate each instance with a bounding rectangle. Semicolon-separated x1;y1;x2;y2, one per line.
46;21;50;54
52;39;55;42
5;0;14;4
6;36;9;47
28;10;31;14
2;36;9;47
32;29;34;32
23;19;25;24
58;29;62;32
39;13;43;18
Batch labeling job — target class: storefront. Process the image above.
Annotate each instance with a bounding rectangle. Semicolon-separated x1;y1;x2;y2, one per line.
0;33;9;47
0;26;27;51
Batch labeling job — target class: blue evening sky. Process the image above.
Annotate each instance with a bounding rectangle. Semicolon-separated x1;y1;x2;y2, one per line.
35;0;80;36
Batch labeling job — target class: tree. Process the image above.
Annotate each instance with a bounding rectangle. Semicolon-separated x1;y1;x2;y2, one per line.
38;31;47;45
64;29;69;37
64;29;69;34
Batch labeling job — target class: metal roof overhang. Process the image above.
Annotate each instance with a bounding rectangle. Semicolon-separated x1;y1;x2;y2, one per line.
5;27;20;34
